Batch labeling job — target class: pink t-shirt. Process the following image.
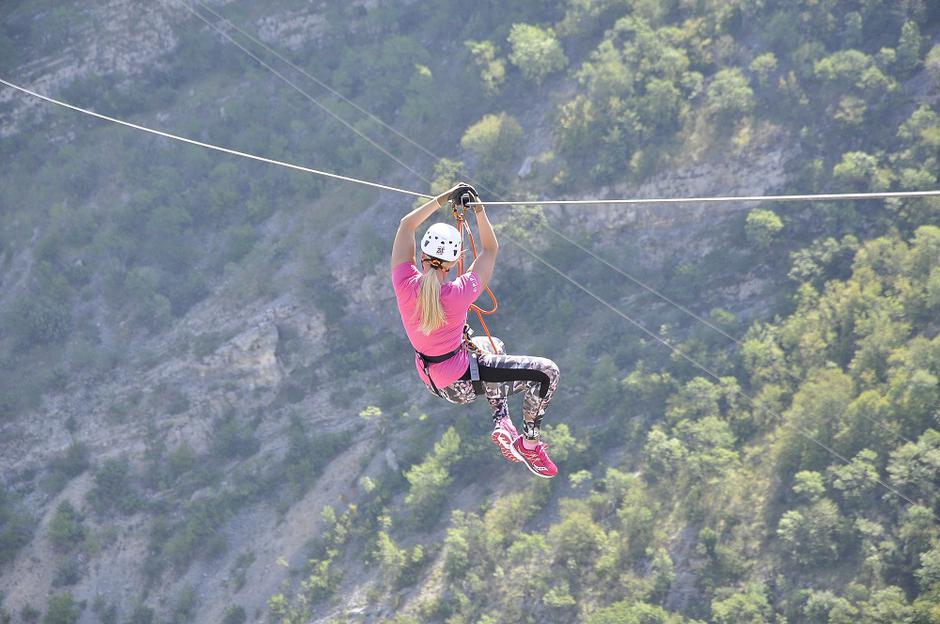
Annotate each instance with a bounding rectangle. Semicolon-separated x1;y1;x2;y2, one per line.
391;261;482;388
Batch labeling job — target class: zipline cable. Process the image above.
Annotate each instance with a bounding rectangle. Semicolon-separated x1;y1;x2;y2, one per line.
0;77;430;199
473;190;940;206
177;0;430;186
171;6;927;451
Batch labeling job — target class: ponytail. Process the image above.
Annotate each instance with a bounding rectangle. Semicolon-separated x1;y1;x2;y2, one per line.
417;269;446;335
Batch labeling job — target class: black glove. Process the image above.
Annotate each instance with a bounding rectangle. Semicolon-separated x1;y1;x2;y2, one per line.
449;183;479;207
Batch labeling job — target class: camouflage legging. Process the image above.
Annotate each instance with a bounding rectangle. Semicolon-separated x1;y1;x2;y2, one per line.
433;337;560;440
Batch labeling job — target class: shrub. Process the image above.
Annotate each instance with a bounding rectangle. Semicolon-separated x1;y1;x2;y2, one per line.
404;427;462;524
87;458;141;515
466;40;506;95
0;488;34;564
47;501;85;552
926;45;940;83
460;113;523;188
507;24;567;84
706;68;754;129
51;557;84;587
8;292;71;346
211;413;259;460
41;593;80;624
745;209;784;248
222;606;246;624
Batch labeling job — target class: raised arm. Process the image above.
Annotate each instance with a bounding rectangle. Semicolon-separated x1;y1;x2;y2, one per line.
391;185;460;269
467;197;498;290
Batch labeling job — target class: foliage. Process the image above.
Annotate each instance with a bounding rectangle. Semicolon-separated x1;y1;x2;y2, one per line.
466;40;507;95
745;209;784;248
460;113;524;189
507;23;568;84
403;426;463;524
41;594;80;624
86;457;142;515
926;44;940;82
0;487;34;564
710;584;772;624
586;601;685;624
47;501;86;552
221;606;246;624
706;68;755;129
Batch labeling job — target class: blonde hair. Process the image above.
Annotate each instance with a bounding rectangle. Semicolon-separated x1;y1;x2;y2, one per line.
416;257;455;335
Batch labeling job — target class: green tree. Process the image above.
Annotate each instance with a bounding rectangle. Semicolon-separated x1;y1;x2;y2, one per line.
87;458;140;515
124;267;172;330
8;287;72;346
832;152;890;191
887;430;940;509
41;594;80;624
776;499;844;566
711;584;772;624
896;21;922;76
507;24;568;84
404;427;462;523
0;487;34;564
586;601;681;624
899;504;939;562
643;427;686;481
460;113;523;188
745;209;784;248
803;591;856;624
465;40;506;96
926;45;940;83
916;547;940;593
791;470;825;504
749;52;778;88
222;605;246;624
547;504;607;571
47;501;85;552
827;449;879;512
706;68;754;129
860;586;913;624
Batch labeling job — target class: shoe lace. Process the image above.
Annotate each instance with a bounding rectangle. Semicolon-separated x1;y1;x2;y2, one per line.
519;441;550;462
535;443;551;461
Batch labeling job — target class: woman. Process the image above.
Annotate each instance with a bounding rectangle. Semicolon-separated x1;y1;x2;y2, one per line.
390;183;560;478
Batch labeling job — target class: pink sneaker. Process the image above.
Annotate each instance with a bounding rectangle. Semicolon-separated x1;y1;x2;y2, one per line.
510;436;558;479
491;418;521;463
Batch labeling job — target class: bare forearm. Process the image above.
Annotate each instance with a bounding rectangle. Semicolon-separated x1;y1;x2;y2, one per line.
474;205;498;253
400;191;450;231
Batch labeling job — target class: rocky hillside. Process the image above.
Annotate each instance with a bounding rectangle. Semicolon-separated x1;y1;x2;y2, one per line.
2;2;938;623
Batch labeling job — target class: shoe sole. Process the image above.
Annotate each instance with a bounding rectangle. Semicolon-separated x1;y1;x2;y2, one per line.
492;429;522;463
508;439;555;479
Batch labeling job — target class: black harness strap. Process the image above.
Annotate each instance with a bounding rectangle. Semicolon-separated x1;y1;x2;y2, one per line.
416;325;485;398
415;345;463;399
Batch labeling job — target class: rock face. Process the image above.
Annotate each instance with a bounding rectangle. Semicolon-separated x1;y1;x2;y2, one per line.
0;0;180;136
204;321;285;389
554;129;794;240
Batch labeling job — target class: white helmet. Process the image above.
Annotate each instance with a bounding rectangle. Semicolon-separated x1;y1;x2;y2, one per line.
421;223;462;262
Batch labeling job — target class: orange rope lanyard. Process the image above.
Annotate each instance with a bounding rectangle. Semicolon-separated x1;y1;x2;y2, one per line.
453;205;499;354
